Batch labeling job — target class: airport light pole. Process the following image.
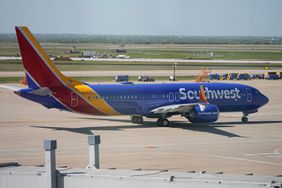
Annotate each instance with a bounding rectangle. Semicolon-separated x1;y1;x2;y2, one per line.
173;62;177;81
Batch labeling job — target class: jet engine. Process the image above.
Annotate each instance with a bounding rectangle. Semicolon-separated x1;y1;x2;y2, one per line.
186;104;219;123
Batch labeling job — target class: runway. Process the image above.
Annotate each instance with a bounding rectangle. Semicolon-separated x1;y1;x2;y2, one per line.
0;80;282;176
0;69;275;77
1;56;282;64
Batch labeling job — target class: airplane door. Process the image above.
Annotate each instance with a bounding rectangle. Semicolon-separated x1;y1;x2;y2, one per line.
169;92;174;102
71;92;78;107
175;92;180;102
246;88;252;102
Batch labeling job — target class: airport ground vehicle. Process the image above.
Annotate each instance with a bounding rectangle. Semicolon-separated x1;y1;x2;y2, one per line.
5;26;269;126
138;75;155;82
228;73;239;80
115;75;129;82
258;74;265;79
169;76;176;81
266;74;279;80
220;73;228;80
209;74;220;80
116;55;130;59
237;73;251;80
251;74;264;79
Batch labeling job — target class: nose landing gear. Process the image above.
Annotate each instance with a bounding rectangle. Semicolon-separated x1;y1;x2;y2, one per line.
241;112;249;123
241;116;248;123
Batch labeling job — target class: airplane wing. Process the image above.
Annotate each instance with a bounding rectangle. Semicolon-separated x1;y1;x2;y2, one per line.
151;85;209;115
151;103;204;114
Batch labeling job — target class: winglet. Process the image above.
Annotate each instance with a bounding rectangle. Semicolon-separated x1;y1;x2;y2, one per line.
199;85;208;103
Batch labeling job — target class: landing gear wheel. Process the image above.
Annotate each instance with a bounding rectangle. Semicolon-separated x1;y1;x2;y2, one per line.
157;118;162;126
162;119;169;126
131;116;137;123
136;116;143;124
131;115;143;124
241;116;248;123
157;118;169;126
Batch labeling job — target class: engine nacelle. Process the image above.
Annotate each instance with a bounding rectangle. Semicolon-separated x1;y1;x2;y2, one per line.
186;104;219;123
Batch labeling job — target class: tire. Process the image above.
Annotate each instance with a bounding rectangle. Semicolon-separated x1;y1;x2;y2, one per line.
162;119;169;126
131;116;137;123
136;116;143;124
241;116;248;123
157;118;162;126
157;118;169;126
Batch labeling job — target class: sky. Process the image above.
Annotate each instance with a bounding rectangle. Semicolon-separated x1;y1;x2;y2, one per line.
1;0;282;36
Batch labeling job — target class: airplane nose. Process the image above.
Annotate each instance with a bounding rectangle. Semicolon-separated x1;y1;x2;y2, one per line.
260;94;269;107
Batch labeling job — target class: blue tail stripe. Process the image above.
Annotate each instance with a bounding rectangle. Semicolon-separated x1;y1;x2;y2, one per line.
25;73;39;89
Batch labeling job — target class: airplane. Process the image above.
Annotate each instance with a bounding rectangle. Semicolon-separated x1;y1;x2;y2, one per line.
1;26;269;126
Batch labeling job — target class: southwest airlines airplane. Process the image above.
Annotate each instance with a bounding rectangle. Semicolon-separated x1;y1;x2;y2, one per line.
6;26;269;126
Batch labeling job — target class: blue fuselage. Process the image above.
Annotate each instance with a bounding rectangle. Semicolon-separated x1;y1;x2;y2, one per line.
89;82;268;116
17;82;269;117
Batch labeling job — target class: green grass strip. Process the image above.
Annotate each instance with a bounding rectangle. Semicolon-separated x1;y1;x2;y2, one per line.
0;76;197;84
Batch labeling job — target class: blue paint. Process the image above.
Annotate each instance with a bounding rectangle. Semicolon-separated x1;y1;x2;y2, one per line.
89;82;268;116
16;82;269;121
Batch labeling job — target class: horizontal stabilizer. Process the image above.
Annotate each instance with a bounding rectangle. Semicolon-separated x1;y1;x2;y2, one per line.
28;87;51;96
0;84;22;91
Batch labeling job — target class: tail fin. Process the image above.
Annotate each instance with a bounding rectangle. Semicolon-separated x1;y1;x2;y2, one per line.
15;26;73;88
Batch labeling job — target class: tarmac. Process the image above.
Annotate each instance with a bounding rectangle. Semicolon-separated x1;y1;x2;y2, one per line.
0;80;282;176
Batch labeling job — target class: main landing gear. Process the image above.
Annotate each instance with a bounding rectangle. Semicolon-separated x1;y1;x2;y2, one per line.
157;117;170;126
131;115;143;124
131;115;171;126
241;112;248;123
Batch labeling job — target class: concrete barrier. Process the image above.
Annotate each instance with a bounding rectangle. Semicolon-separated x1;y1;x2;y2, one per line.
0;135;281;188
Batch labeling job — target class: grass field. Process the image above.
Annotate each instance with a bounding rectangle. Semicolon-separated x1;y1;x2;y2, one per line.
1;43;281;83
0;76;197;83
1;60;282;72
1;43;282;60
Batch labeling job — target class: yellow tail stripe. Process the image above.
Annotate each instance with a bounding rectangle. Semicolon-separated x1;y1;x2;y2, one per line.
74;84;120;115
